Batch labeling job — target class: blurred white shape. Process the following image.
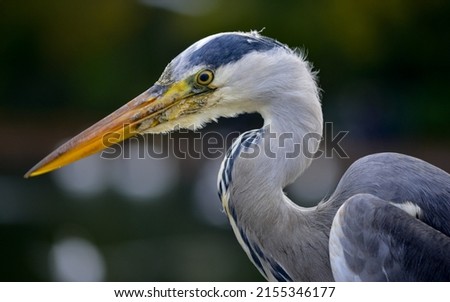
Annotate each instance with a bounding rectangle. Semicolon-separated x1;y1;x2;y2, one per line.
53;153;107;198
50;237;105;281
110;142;179;201
141;0;219;16
193;158;228;227
289;156;342;207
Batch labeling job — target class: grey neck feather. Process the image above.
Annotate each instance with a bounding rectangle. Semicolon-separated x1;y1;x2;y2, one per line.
226;82;339;281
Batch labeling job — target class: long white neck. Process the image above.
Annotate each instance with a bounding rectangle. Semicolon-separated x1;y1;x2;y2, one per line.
218;60;338;281
227;83;324;232
260;83;323;188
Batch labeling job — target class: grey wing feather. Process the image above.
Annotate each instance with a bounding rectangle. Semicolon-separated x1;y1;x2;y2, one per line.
330;193;450;281
330;153;450;237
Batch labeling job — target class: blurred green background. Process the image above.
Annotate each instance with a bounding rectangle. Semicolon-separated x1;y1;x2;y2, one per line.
0;0;449;281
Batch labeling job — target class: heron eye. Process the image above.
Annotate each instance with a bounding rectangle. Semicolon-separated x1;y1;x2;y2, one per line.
196;69;214;86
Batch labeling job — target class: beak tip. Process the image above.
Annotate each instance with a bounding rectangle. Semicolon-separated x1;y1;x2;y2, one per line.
24;161;51;179
24;167;39;179
24;171;33;179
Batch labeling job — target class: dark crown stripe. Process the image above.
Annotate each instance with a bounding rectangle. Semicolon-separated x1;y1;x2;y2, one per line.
189;33;288;69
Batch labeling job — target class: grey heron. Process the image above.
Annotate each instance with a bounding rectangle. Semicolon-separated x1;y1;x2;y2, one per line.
25;31;450;281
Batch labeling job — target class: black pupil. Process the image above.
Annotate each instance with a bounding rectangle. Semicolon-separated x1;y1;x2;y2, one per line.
199;72;210;83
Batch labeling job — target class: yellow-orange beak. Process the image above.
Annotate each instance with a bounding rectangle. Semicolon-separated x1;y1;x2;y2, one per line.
25;79;208;178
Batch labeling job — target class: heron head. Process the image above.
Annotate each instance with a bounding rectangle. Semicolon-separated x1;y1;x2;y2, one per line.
140;31;297;132
25;31;311;177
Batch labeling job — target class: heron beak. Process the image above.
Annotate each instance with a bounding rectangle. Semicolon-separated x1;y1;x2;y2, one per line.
25;80;205;178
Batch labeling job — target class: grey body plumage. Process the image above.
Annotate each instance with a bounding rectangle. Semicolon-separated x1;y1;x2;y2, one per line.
27;31;450;281
331;192;450;281
329;154;450;281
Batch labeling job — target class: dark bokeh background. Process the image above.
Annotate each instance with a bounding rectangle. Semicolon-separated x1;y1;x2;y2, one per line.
1;0;449;281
